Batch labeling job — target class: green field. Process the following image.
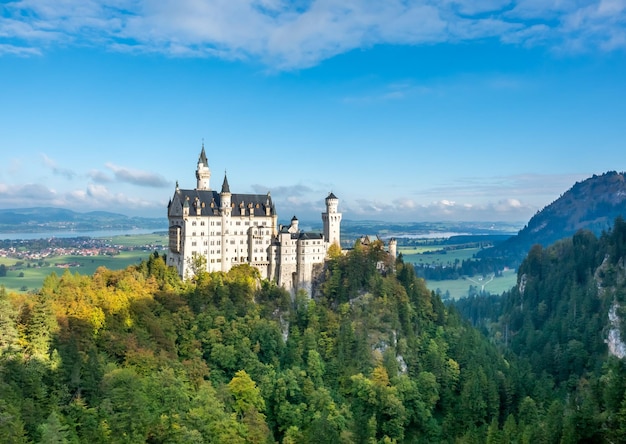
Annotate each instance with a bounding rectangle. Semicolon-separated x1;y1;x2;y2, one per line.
103;233;167;247
425;269;518;300
0;233;168;293
398;244;517;299
399;245;482;265
0;251;151;293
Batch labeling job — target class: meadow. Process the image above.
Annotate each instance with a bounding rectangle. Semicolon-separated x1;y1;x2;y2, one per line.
0;252;151;293
398;244;518;299
0;233;167;293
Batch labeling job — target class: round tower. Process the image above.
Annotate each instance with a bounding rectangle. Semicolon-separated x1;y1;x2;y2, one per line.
388;238;397;259
289;215;299;233
322;192;342;247
196;144;211;190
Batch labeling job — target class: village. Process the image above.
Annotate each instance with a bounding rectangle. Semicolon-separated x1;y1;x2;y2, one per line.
0;235;166;270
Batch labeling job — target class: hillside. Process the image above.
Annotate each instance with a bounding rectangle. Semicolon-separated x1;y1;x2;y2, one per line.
0;239;587;443
477;171;626;264
455;217;626;442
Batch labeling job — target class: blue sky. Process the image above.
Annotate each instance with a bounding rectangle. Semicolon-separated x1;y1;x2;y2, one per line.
1;1;625;224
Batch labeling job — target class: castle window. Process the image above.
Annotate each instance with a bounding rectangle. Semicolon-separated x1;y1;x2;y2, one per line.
201;221;205;226
192;221;197;226
192;232;196;236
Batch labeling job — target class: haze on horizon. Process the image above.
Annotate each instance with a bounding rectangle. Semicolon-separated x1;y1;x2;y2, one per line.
1;1;625;224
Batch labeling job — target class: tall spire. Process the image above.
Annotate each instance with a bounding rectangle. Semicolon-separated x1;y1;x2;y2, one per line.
196;141;211;190
199;139;208;167
221;171;231;194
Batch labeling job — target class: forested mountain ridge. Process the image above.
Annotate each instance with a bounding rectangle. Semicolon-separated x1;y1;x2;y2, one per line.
456;217;626;442
0;237;593;443
478;171;626;265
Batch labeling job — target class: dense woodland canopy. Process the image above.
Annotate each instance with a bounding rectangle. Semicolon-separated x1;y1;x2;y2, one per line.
1;226;626;443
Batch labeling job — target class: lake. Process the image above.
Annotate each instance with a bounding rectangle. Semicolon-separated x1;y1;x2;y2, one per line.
0;228;164;241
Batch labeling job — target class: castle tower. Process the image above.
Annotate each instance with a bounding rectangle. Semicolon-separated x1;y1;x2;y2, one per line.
388;238;397;259
196;144;211;190
322;192;342;247
288;215;299;233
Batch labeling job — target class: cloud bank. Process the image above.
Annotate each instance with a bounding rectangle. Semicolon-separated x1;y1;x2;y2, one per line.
2;0;625;68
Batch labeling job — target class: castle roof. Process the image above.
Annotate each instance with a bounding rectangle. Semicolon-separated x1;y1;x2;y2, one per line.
221;174;231;194
198;146;208;166
172;188;275;217
326;192;338;200
298;232;324;240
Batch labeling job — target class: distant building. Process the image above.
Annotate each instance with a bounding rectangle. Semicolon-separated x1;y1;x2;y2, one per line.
166;146;342;293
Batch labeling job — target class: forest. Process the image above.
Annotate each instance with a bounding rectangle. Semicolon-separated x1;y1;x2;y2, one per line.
1;224;626;443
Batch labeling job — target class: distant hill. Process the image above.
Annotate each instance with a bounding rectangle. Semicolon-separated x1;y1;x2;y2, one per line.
478;171;626;263
0;207;166;233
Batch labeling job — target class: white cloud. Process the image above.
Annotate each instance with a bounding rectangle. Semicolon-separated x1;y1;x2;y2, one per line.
2;1;625;69
105;163;170;187
0;181;164;216
88;169;113;183
41;154;77;180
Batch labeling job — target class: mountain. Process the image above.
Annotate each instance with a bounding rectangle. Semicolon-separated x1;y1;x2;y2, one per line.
478;171;626;264
0;207;167;233
454;217;626;441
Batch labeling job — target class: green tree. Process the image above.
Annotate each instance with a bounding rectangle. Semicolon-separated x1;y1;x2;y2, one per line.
38;411;70;444
0;287;19;353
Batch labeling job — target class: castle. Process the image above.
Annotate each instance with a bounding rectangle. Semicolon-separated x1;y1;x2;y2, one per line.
166;147;342;293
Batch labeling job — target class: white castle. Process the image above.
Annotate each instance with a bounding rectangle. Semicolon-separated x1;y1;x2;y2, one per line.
166;146;342;292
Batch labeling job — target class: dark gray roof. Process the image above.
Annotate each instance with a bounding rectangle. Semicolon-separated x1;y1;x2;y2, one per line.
221;174;230;193
173;188;275;217
326;192;338;200
298;232;324;240
198;146;208;166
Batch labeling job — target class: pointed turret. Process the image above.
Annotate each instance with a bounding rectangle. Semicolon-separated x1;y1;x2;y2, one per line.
220;172;231;212
221;173;231;194
196;143;211;190
199;145;208;166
